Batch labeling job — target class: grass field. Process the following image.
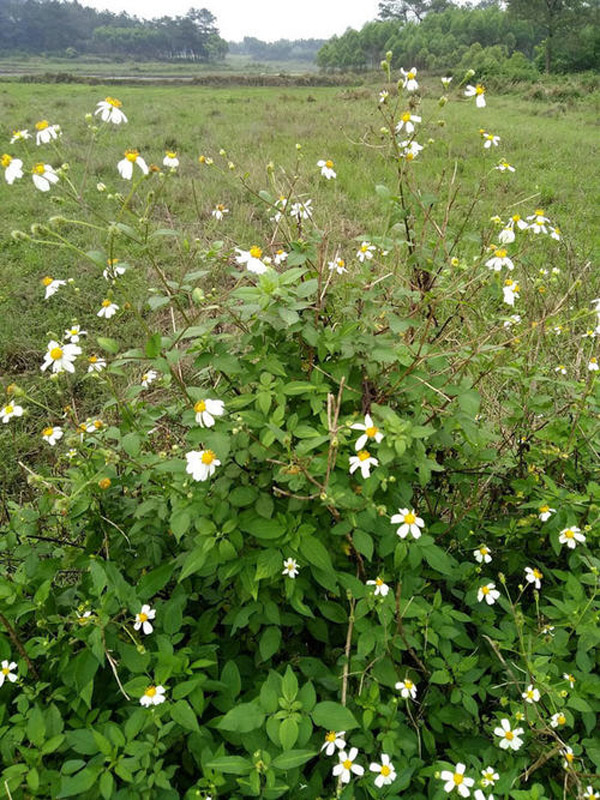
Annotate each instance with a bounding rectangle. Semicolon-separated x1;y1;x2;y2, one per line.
0;75;599;502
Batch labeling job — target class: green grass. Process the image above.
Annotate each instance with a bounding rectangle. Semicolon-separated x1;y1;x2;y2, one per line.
0;76;599;499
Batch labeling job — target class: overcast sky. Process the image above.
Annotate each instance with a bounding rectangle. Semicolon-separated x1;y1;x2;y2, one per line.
79;0;382;41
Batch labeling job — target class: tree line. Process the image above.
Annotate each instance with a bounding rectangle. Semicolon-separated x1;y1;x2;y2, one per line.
0;0;228;61
228;37;327;63
316;0;600;75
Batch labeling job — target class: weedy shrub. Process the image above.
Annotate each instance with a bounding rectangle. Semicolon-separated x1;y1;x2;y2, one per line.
0;58;599;800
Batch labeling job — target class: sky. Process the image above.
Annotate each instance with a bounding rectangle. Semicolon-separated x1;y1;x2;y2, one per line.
78;0;383;41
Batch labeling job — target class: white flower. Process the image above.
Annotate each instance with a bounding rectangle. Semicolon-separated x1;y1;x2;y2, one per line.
486;248;514;271
527;209;551;234
483;133;500;149
395;677;417;700
522;684;540;703
474;792;493;800
503;314;521;328
235;246;268;275
465;84;486;107
212;204;229;221
538;504;555;522
31;163;59;192
378;89;389;104
399;139;423;160
332;747;364;784
1;404;24;423
502;279;520;307
42;276;66;299
367;577;390;597
317;159;336;180
2;154;23;184
400;67;419;92
583;787;599;800
117;149;148;180
550;711;567;728
87;355;107;373
185;449;220;482
140;685;166;707
134;604;156;635
274;249;288;265
561;746;575;769
193;398;225;427
0;660;18;687
474;545;492;564
559;526;585;549
494;718;524;751
481;767;499;787
97;300;119;319
441;76;453;87
34;120;60;146
41;340;81;374
495;160;515;172
369;754;396;788
10;129;30;143
524;567;543;590
42;425;63;446
349;450;378;479
550;227;561;241
282;558;299;578
498;226;515;244
541;624;555;635
478;582;500;605
141;370;158;388
321;730;346;756
350;414;383;450
95;97;127;124
440;763;475;796
588;357;599;371
163;150;179;168
327;256;347;274
64;324;86;343
563;672;576;687
391;508;424;540
357;241;376;262
395;111;421;134
103;259;127;280
290;199;313;221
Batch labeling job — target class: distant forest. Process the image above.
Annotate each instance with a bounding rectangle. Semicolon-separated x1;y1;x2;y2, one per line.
317;0;600;75
0;0;228;60
228;37;326;63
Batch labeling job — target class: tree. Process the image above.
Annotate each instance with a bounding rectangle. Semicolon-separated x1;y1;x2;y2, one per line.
507;0;584;72
378;0;452;22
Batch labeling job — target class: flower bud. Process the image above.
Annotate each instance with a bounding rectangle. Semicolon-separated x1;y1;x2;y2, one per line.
11;230;30;241
96;182;106;192
386;50;393;62
465;68;475;79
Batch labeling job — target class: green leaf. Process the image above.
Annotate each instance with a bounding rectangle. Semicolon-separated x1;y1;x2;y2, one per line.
312;702;359;730
170;699;200;732
259;626;282;661
205;756;253;775
218;702;265;733
137;562;174;600
179;540;211;581
272;750;317;770
96;337;119;355
145;332;162;358
279;717;299;750
239;515;286;540
421;545;455;576
27;706;46;748
299;537;335;575
57;767;99;798
121;432;141;457
281;666;298;702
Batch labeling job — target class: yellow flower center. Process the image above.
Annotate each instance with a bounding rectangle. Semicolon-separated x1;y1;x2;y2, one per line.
342;759;353;770
495;249;507;258
5;405;14;414
404;512;416;524
534;208;544;215
194;400;207;413
106;96;122;107
93;420;103;429
325;160;334;168
42;276;53;286
365;425;378;438
539;505;549;513
512;214;521;222
558;714;566;725
337;259;345;267
357;449;371;462
35;120;49;130
107;258;118;266
375;578;383;586
217;204;225;211
481;586;490;595
526;690;534;698
454;774;464;785
564;529;574;539
479;547;489;555
407;71;415;79
102;299;112;307
326;731;336;742
99;478;111;489
33;163;46;175
535;220;544;226
533;568;543;579
1;154;12;167
486;134;494;140
402;111;412;122
1;667;9;675
404;679;413;689
50;347;63;360
361;244;369;252
138;612;148;622
145;686;157;697
43;427;54;437
124;149;139;162
505;731;514;740
476;85;485;94
89;356;98;363
565;753;573;763
249;245;263;259
504;279;514;287
406;152;414;160
165;150;177;158
70;328;78;335
591;358;597;364
381;765;391;777
201;449;216;465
